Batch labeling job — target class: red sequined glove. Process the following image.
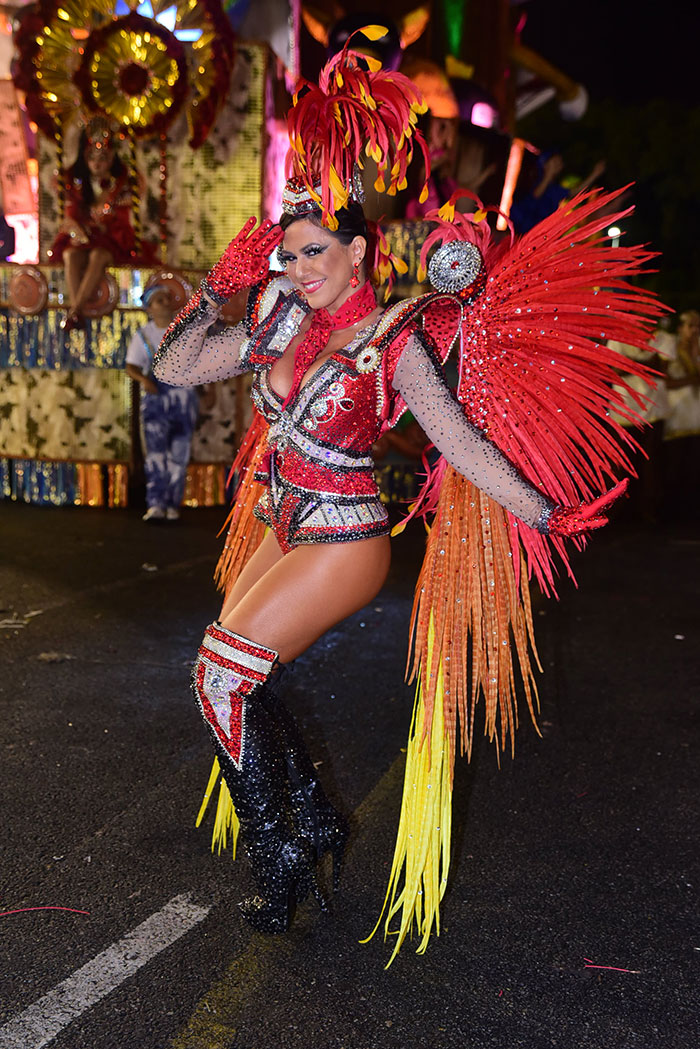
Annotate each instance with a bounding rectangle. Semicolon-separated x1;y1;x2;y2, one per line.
201;217;283;305
542;480;628;536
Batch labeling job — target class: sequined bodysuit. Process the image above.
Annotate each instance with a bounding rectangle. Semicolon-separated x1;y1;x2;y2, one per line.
153;275;553;551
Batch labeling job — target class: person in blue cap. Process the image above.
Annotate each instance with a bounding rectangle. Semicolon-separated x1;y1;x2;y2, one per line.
125;283;199;521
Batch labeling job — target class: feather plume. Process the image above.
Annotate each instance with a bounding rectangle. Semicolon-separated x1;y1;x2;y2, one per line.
370;185;667;962
286;30;429;228
416;186;666;594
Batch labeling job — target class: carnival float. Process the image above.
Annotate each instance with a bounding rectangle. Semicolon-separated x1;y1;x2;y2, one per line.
0;0;589;509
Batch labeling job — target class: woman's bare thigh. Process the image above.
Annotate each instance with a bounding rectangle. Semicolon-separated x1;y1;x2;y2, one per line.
220;534;391;663
219;530;284;621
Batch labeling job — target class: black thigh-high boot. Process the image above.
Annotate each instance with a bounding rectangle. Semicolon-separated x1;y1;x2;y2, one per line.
192;623;325;933
263;677;349;891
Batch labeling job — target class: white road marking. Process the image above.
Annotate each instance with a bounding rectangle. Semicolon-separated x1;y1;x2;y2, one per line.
0;893;210;1049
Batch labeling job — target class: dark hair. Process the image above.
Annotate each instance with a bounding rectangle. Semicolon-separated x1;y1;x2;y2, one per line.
279;201;368;245
69;131;126;206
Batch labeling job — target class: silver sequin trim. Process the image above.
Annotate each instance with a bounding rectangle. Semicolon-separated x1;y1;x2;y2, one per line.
536;502;555;534
267;417;374;470
428;241;483;294
201;632;277;675
301;500;388;530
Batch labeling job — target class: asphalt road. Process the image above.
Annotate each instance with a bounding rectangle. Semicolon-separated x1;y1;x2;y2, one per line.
0;502;697;1049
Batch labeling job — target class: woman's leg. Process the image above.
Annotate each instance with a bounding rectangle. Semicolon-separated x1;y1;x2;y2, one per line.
63;247;87;308
140;395;169;513
73;246;113;313
210;533;390;776
220;535;391;662
193;535;390;928
222;536;390;887
163;390;197;513
219;530;285;622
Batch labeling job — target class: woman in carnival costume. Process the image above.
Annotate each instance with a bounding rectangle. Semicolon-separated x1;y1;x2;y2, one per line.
153;31;662;963
49;118;155;333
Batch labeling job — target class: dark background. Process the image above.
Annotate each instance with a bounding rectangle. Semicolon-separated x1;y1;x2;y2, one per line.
521;0;700;105
521;0;700;311
300;0;700;312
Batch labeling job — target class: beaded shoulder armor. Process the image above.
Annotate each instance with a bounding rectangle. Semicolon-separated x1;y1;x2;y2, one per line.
238;275;309;372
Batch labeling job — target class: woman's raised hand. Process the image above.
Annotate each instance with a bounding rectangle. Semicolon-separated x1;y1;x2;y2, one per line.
545;480;628;537
202;218;283;305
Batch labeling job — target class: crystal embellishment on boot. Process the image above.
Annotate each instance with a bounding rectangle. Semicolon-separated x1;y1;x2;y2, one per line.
192;624;278;768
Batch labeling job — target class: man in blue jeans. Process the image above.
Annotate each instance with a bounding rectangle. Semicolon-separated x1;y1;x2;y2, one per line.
125;284;199;521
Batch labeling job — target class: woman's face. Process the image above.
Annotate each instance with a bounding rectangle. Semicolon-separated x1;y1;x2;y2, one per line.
87;147;113;179
428;116;458;172
279;219;365;313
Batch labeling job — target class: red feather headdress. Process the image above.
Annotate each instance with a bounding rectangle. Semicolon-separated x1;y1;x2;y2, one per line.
285;26;430;229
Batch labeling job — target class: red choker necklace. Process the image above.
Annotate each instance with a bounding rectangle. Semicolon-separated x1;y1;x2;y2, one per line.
283;280;377;406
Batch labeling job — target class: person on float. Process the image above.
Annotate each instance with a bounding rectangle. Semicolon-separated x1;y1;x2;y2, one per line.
151;38;660;952
125;283;199;522
49;118;154;333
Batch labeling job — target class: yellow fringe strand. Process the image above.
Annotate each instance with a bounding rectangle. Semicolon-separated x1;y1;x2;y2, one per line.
195;757;240;860
362;617;452;966
366;477;544;964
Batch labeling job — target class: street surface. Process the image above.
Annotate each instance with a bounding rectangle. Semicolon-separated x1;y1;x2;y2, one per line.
0;502;698;1049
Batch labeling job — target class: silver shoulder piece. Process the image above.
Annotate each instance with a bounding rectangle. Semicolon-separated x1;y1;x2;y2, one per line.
427;241;483;295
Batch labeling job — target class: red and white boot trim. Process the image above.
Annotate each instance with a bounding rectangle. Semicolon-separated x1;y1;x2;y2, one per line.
192;623;278;768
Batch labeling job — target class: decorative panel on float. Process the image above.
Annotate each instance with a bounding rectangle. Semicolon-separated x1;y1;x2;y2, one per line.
2;42;271;507
0;368;130;461
37;44;267;268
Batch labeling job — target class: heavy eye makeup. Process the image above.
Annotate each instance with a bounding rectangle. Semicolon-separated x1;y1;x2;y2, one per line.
278;243;328;265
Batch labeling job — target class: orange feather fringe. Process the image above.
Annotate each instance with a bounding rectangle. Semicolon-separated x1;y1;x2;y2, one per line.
213;412;270;598
407;468;542;770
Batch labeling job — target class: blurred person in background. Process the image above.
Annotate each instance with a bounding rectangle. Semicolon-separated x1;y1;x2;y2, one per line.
662;309;700;519
510;150;606;234
609;328;669;524
49;119;155;333
126;284;199;522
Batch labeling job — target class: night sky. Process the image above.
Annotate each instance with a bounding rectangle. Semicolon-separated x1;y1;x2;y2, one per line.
521;0;700;105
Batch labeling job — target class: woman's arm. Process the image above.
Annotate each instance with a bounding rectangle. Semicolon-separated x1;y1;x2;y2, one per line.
153;218;282;386
152;294;249;386
392;334;621;535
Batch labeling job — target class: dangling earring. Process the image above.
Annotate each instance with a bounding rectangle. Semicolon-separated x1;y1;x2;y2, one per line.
349;261;360;288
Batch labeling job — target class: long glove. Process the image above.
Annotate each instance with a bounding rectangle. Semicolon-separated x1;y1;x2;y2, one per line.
540;479;628;536
201;217;283;305
154;218;283;381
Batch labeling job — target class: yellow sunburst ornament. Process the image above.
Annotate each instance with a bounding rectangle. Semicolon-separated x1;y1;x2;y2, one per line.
13;0;235;147
75;13;188;136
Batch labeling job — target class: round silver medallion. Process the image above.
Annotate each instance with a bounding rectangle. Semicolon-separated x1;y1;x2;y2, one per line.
427;241;483;294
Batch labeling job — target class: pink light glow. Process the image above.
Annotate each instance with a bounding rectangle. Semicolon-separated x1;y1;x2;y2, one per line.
6;168;38;263
471;102;498;129
263;109;290;223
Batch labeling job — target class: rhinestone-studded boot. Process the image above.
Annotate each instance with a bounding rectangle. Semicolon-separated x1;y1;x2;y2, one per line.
212;703;324;933
263;680;349;892
192;624;324;933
